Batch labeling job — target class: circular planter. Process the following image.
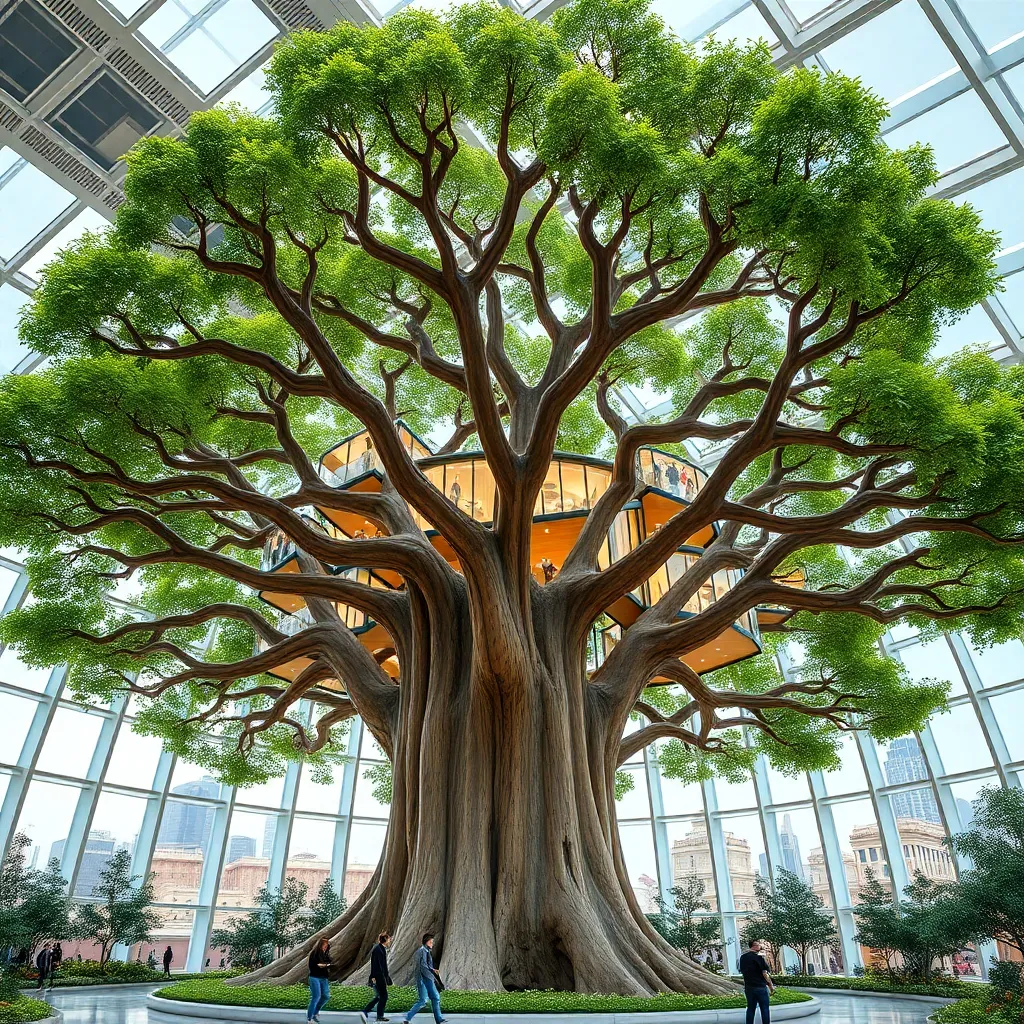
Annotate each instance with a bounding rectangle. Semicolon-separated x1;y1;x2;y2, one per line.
789;986;959;1005
147;992;822;1024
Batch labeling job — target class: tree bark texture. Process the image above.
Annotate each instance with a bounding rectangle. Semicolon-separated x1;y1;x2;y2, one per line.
236;582;735;996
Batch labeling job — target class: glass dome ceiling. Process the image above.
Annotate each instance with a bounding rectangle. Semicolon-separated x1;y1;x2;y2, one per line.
1;0;1023;980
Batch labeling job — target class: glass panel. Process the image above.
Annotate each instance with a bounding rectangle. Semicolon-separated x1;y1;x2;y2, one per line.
698;3;777;50
990;689;1024;760
957;0;1024;53
360;724;387;761
345;822;386;902
233;774;285;809
883;90;1005;174
585;465;611;506
0;156;75;260
764;765;810;805
615;764;651;819
132;907;193;972
140;0;278;95
0;643;54;691
929;704;993;775
961;636;1024;687
472;459;496;522
819;1;956;105
714;773;757;811
170;759;227;800
221;809;278;903
998;270;1024;334
76;790;149;895
829;797;890;901
353;764;391;818
771;807;827;905
618;822;660;912
821;733;868;796
152;804;209;904
559;462;587;513
666;818;718;910
539;461;563;515
444;460;474;515
285;816;334;894
890;793;952;884
722;814;766;912
296;759;345;813
15;779;81;871
932;302;1000;358
0;564;18;606
35;706;103;778
105;725;164;790
960;167;1024;256
897;637;967;696
948;775;997;829
218;60;273;113
876;735;931;787
0;691;36;764
0;281;34;373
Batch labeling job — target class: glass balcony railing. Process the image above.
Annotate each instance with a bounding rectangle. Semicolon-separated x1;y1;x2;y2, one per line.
261;513;336;572
320;422;431;489
636;448;706;501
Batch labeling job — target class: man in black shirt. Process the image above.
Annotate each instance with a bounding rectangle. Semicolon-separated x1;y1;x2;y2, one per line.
737;939;775;1024
361;931;394;1023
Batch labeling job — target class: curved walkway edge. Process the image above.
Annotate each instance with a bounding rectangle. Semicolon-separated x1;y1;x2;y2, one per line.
790;987;957;1005
147;993;822;1024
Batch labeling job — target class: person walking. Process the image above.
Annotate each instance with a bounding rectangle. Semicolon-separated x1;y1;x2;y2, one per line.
162;945;174;979
738;939;775;1024
34;942;52;990
307;937;332;1024
48;942;62;988
403;933;446;1024
360;932;393;1023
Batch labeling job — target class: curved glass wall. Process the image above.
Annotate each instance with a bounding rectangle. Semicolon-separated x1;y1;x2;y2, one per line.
3;549;1021;977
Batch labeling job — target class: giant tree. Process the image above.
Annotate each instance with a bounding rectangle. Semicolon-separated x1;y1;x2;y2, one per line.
2;0;1023;997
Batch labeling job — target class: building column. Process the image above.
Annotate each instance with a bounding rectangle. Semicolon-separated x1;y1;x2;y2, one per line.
185;792;235;973
331;718;364;892
267;761;302;891
643;744;674;908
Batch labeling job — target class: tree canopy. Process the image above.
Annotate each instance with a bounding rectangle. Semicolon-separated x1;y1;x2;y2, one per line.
0;0;1022;996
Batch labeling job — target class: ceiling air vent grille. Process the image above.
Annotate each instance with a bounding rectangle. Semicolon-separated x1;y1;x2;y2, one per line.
104;48;192;125
39;0;110;50
0;100;24;132
21;124;109;194
103;188;125;211
263;0;323;31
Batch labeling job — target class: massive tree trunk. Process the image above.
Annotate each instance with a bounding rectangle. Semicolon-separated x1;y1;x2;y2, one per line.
236;581;735;996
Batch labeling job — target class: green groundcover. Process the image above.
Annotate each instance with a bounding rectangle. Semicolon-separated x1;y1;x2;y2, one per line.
154;978;811;1013
0;996;54;1024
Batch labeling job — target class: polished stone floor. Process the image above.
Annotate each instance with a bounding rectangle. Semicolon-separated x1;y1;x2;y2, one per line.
46;984;948;1024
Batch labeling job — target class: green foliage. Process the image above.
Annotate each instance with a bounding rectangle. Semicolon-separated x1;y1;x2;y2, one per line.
305;878;347;935
0;835;72;957
209;876;343;968
154;977;812;1011
0;0;1019;795
71;850;160;966
741;870;837;974
0;996;53;1023
947;786;1024;958
362;761;393;805
646;875;722;961
853;869;983;983
767;974;976;998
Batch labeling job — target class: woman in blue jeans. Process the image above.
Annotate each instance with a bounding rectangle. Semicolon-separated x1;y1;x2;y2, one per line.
307;937;332;1023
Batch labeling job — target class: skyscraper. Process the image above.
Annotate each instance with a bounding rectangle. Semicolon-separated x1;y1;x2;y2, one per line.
778;814;804;879
884;738;941;824
157;777;221;851
227;835;257;863
50;830;119;896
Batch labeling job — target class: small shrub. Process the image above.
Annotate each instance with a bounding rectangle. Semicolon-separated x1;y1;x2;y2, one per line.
154;978;811;1013
0;996;54;1023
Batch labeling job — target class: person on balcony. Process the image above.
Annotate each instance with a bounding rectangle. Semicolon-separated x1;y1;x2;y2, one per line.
665;462;680;495
448;476;462;505
360;438;374;473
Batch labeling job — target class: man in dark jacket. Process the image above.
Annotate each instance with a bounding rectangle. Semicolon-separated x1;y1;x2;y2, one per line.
35;943;52;990
360;932;393;1023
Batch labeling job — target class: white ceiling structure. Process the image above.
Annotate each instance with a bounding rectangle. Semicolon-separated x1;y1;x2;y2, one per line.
2;0;1024;377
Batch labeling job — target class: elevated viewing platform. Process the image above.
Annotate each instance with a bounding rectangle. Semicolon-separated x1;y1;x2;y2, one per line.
258;425;774;686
